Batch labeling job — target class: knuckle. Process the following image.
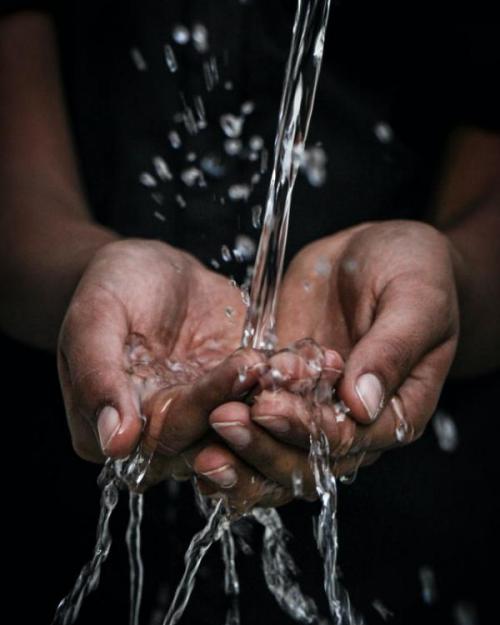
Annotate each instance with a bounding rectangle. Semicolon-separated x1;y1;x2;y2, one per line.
379;336;412;381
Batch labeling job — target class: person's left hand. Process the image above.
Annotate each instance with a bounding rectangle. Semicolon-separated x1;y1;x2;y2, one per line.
193;220;460;511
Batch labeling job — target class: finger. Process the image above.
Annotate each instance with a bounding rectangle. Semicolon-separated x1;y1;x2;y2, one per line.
143;348;267;456
338;279;457;424
350;344;455;452
250;390;356;454
58;291;143;460
193;443;292;513
209;401;318;499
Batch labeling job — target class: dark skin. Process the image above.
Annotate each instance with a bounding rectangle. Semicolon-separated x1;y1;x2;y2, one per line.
1;12;500;512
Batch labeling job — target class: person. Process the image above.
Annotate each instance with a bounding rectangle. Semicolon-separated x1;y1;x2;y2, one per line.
1;2;499;623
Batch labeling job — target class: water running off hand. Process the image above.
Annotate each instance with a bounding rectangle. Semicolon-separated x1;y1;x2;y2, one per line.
51;2;359;624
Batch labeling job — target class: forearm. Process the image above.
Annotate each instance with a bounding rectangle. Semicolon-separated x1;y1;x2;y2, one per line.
0;187;118;351
443;195;500;376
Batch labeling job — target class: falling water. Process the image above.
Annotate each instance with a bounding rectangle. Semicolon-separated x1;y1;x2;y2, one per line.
53;2;348;624
51;461;120;625
160;499;226;625
127;492;145;625
242;0;332;351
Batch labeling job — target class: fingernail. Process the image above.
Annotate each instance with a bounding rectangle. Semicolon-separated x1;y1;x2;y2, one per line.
355;373;384;421
201;464;238;488
253;415;290;433
212;422;251;448
97;406;121;453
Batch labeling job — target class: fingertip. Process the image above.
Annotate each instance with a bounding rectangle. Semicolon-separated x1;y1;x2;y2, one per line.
97;403;144;458
338;371;385;425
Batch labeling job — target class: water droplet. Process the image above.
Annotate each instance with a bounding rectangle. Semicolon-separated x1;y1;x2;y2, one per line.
151;192;164;205
224;139;243;156
139;172;157;187
200;154;226;178
225;306;235;319
168;130;182;149
292;470;304;498
228;184;251;201
153;156;173;181
172;24;190;45
251;173;261;185
374;121;394;144
371;599;394;621
164;45;178;72
241;100;255;116
251;205;262;228
300;146;327;187
224;81;234;91
260;148;269;174
181;167;205;187
453;602;478;625
130;47;147;71
432;410;459;452
419;566;437;605
175;194;186;208
194;95;207;128
221;245;232;262
186;152;197;162
342;258;358;274
249;135;264;152
154;211;166;222
220;114;244;138
210;259;220;270
233;235;256;262
192;23;209;53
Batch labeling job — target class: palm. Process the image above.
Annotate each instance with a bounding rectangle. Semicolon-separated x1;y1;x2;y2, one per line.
58;239;251;466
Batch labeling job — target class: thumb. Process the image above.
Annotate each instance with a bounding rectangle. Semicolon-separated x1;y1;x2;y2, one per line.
338;281;457;424
58;291;143;461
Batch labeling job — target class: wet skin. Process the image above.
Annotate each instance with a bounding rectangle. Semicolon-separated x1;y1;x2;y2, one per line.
59;219;460;512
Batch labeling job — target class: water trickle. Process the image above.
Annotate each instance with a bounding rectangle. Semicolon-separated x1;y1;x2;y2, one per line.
51;462;119;625
126;492;145;625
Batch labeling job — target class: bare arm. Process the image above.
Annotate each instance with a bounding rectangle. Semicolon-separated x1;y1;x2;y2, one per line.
0;11;117;350
432;128;500;376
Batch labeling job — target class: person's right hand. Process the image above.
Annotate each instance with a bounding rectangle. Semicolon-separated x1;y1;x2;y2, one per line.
57;238;265;484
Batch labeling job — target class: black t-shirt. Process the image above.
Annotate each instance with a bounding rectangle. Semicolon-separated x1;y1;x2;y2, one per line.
2;2;499;625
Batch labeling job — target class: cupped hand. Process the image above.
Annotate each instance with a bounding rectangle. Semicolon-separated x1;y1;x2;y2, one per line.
58;238;265;481
253;220;460;457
